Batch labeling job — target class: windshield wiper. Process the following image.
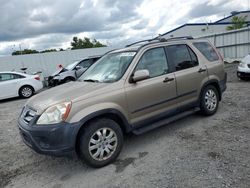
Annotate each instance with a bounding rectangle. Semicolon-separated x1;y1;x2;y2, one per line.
83;79;100;83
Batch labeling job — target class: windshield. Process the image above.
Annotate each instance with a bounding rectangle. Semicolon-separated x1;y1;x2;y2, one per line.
79;51;136;83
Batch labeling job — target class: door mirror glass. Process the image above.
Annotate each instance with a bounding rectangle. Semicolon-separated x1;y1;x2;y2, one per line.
132;69;149;82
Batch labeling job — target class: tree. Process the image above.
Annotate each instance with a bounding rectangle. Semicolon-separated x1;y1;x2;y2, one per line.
12;49;39;56
71;37;106;50
226;16;247;31
40;49;57;53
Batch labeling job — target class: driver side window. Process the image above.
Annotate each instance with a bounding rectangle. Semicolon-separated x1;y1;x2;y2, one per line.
78;59;92;69
135;47;168;78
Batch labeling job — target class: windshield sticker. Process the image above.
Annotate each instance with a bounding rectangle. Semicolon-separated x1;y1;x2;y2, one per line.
120;52;136;56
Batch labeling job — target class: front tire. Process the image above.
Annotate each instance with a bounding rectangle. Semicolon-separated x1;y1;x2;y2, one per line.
19;86;34;98
200;85;219;116
64;77;75;83
78;118;123;168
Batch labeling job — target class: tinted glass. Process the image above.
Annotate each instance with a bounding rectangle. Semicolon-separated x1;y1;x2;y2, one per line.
78;59;92;68
135;47;168;78
0;73;15;81
166;44;198;71
188;47;199;66
79;51;136;83
193;42;219;61
14;74;25;79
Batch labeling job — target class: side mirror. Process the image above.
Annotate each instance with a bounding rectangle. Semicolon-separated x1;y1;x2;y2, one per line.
132;69;150;83
75;65;82;70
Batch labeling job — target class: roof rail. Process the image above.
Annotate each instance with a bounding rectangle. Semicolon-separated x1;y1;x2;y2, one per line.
165;36;194;41
125;36;193;48
125;39;154;47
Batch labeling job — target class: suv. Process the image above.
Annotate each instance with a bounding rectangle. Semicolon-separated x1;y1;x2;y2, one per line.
48;56;101;86
18;37;227;168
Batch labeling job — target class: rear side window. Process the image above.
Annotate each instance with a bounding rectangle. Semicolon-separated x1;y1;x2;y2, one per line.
193;42;219;62
13;74;25;79
166;44;198;71
0;73;25;82
0;73;15;81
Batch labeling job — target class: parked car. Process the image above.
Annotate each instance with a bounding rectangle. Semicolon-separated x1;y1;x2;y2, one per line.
48;56;101;86
0;71;43;100
237;54;250;80
18;37;227;168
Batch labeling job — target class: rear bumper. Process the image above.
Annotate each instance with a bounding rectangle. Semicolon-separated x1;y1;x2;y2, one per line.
34;81;44;92
18;118;80;156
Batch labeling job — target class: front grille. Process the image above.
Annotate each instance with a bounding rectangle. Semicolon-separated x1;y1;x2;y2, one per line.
248;64;250;68
22;106;37;124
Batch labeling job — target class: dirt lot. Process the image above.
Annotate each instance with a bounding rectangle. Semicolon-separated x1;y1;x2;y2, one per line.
0;63;249;188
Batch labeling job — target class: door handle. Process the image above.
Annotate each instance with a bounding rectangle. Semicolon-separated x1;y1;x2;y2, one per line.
163;77;174;83
198;68;207;73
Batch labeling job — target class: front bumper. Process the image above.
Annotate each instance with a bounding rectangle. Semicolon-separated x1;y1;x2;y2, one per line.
48;76;62;87
237;65;250;78
237;71;250;78
18;117;80;156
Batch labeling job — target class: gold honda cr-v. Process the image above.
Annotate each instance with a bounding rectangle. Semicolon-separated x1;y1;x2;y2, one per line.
18;36;227;167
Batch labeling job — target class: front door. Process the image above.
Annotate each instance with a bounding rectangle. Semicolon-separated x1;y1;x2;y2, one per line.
0;73;19;99
125;47;177;125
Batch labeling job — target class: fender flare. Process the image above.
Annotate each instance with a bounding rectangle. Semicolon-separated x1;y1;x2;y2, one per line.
199;79;221;101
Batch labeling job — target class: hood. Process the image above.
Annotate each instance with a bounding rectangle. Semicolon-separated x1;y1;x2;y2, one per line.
26;81;110;114
51;68;66;76
242;55;250;64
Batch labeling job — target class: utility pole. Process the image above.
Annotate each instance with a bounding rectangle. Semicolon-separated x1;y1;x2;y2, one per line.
19;43;24;69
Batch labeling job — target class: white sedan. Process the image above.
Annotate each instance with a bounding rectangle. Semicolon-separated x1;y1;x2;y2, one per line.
0;71;43;100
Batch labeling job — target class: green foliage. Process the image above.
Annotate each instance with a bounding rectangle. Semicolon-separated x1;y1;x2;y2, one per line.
71;37;106;50
12;49;39;55
12;48;65;56
11;36;106;56
226;16;247;31
40;49;57;53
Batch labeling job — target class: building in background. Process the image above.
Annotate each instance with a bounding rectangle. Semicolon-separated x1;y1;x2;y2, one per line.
162;11;250;38
161;11;250;60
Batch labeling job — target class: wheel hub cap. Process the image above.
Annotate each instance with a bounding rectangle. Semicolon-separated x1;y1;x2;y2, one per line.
205;89;217;111
88;128;117;161
22;88;32;97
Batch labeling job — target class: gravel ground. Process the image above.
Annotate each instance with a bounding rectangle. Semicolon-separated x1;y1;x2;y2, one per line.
0;63;249;188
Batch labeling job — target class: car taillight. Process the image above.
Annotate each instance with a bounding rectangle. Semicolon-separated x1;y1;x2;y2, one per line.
34;76;40;80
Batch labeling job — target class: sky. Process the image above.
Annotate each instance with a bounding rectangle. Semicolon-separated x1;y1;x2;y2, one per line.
0;0;248;56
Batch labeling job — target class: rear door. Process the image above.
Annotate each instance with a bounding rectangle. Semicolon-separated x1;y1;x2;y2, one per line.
165;44;208;109
192;41;225;81
0;73;20;99
125;47;177;125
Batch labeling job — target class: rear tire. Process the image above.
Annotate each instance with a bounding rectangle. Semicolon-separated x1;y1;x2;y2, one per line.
78;118;123;168
200;85;219;116
19;86;34;98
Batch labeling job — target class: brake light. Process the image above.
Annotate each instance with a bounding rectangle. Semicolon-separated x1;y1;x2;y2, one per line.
34;76;40;80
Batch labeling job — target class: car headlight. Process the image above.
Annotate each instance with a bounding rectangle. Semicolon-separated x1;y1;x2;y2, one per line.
239;62;246;68
37;102;72;125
